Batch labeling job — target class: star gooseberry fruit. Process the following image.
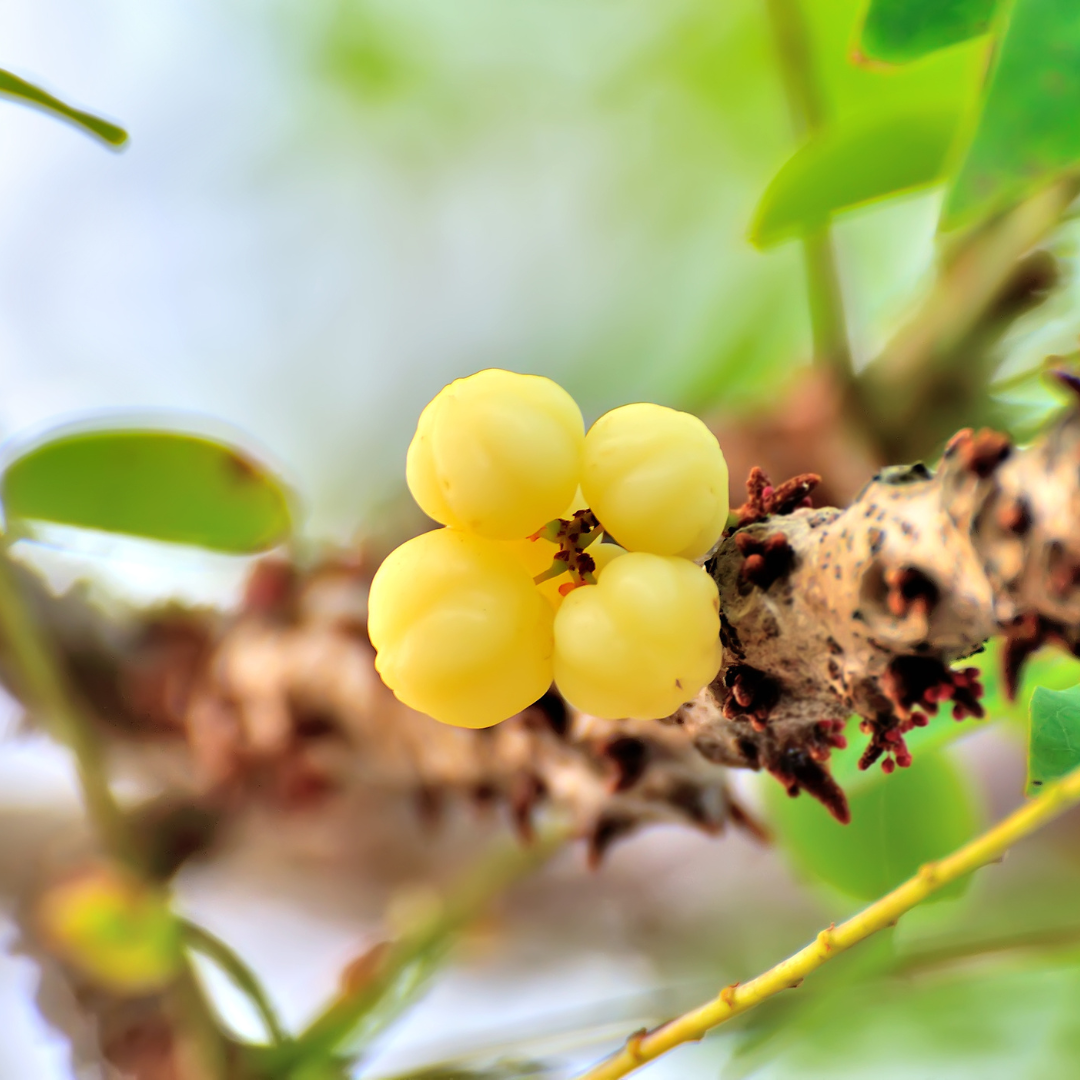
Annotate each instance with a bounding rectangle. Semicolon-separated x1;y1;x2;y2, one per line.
368;527;555;728
406;368;584;540
553;551;722;720
581;402;729;560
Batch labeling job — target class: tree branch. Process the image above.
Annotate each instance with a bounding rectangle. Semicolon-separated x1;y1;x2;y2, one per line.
681;393;1080;822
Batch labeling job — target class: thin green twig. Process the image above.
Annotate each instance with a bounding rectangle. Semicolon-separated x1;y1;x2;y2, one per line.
0;539;234;1073
895;923;1080;977
0;542;137;864
182;918;290;1047
174;960;234;1080
763;0;853;379
287;822;573;1069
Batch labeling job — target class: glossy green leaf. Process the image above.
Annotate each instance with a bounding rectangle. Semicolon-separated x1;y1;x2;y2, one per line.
860;0;999;64
750;108;960;247
2;429;292;554
0;68;127;146
767;749;980;901
1026;684;1080;796
945;0;1080;227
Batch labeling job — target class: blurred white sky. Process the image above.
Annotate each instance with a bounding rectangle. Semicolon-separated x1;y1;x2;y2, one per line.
2;0;1074;576
0;0;798;552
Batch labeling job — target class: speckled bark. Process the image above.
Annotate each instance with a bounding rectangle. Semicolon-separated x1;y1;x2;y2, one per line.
678;397;1080;823
2;552;755;884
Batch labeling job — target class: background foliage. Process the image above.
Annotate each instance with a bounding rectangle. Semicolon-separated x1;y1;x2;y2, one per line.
4;0;1080;1077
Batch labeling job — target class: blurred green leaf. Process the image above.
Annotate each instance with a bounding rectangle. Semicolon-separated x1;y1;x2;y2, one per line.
804;0;989;125
745;954;1080;1078
2;429;292;553
1026;684;1080;796
945;0;1080;227
860;0;999;64
322;1;416;103
767;749;980;900
377;1063;551;1080
750;108;960;247
0;68;127;146
970;639;1080;728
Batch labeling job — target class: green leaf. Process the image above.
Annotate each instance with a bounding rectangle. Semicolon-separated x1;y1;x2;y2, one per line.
945;0;1080;227
2;429;292;554
767;749;980;901
0;68;127;146
860;0;999;64
805;0;989;129
1026;684;1080;796
750;108;961;247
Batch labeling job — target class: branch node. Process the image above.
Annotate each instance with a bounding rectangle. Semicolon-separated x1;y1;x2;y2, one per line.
816;923;836;954
625;1028;648;1062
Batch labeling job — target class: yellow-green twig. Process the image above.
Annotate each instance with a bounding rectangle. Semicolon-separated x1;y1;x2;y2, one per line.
764;0;853;380
0;545;137;865
0;544;235;1072
182;919;289;1047
288;820;573;1067
576;762;1080;1080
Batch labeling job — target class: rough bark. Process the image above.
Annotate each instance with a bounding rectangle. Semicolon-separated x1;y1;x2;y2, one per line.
9;554;754;879
8;396;1080;879
680;391;1080;822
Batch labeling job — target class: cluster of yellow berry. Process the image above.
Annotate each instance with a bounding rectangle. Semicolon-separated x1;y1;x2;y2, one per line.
368;369;729;728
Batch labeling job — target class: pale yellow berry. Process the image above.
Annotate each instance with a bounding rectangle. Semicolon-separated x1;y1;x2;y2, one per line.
406;369;584;540
587;542;627;576
581;403;729;560
368;528;555;728
553;552;721;719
